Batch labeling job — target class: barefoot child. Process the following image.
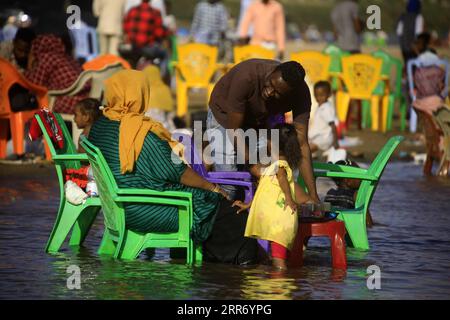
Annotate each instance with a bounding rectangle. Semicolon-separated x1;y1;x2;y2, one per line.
324;159;374;227
233;123;312;270
73;98;102;153
308;81;339;153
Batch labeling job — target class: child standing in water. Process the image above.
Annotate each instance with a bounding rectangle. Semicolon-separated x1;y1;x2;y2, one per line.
73;98;102;153
233;123;312;270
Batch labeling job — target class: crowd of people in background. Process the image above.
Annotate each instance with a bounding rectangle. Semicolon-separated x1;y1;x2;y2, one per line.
0;0;448;170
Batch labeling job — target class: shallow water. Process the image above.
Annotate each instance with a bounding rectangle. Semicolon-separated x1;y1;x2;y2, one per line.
0;162;449;300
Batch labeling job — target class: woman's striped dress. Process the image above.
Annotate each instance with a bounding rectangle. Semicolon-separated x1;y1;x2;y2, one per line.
89;116;220;242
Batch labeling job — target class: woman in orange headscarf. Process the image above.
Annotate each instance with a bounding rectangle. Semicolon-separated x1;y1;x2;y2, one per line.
88;69;228;242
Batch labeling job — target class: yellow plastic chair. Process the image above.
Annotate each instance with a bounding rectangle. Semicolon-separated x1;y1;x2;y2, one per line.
290;51;332;84
233;45;276;64
173;43;219;117
336;54;386;131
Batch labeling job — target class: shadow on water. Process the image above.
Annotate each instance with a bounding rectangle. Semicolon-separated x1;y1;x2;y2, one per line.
0;162;449;299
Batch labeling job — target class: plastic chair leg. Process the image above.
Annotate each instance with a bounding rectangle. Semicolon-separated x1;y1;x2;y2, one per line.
361;100;371;129
98;231;117;256
9;113;26;155
370;95;381;131
335;91;351;123
400;98;407;131
385;95;394;131
194;244;202;264
0;119;8;158
330;231;347;269
410;107;418;133
338;212;369;250
381;95;390;132
45;201;82;253
69;206;100;247
118;229;145;260
43;139;52;160
289;232;305;268
176;84;188;117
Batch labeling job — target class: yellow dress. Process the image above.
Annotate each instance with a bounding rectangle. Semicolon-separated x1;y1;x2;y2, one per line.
244;160;298;250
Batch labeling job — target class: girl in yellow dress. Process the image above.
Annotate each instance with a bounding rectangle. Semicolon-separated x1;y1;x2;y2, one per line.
233;123;312;270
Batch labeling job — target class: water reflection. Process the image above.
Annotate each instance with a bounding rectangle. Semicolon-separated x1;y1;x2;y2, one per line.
0;162;449;299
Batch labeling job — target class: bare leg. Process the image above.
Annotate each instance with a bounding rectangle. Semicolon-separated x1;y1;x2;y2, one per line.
272;258;288;270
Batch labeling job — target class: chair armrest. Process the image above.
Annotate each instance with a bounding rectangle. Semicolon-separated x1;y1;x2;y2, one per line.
314;171;378;181
206;178;253;188
313;162;367;174
312;162;377;181
114;195;190;208
207;171;252;180
116;188;193;201
52;154;88;161
332;207;364;214
47;71;91;98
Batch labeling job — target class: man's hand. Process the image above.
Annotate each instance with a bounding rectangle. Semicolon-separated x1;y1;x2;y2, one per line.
232;200;251;214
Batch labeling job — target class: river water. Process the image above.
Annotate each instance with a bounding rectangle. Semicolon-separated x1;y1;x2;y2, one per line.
0;162;449;300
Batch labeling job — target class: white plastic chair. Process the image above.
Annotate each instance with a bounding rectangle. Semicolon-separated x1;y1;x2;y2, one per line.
48;62;124;145
69;21;99;62
406;57;449;133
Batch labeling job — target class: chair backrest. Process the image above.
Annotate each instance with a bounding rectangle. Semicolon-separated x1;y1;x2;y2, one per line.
83;54;131;71
340;54;383;99
176;43;218;85
233;45;276;64
322;44;350;74
69;22;99;61
35;112;80;167
0;57;48;115
47;62;124;107
371;49;395;94
88;62;124;100
290;51;331;83
355;135;404;211
407;57;449;101
80;136;125;235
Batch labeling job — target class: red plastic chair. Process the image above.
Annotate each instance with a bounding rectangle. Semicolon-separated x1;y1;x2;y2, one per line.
289;220;347;270
0;58;48;158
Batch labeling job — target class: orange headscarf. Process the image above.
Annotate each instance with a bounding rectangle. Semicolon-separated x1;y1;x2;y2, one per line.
102;70;183;174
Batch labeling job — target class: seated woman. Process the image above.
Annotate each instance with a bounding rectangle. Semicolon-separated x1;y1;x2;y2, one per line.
88;70;228;243
24;34;89;114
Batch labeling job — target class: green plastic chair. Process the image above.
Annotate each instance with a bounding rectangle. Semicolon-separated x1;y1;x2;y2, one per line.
80;136;201;263
35;113;101;253
168;35;178;75
323;44;351;91
300;136;404;250
362;50;408;131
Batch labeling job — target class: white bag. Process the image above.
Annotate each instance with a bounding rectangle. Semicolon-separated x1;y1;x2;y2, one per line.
325;147;347;163
65;180;88;205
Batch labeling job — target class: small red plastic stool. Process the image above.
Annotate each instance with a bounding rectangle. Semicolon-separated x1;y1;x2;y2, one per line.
289;220;347;270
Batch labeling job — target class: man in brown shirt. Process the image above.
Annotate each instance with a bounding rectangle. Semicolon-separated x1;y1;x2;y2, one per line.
206;59;319;202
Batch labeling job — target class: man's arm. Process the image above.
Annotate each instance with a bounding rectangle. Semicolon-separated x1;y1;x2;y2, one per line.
227;111;249;164
294;121;319;203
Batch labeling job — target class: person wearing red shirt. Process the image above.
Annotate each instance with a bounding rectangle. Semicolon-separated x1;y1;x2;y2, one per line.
123;0;170;74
